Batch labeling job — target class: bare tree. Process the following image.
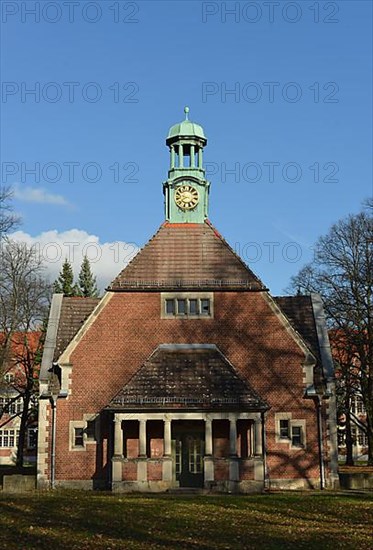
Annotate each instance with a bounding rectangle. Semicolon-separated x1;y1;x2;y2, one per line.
0;238;51;466
0;186;21;238
363;197;373;211
289;210;373;465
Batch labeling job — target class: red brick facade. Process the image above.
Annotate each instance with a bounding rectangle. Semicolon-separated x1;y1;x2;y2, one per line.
38;289;338;491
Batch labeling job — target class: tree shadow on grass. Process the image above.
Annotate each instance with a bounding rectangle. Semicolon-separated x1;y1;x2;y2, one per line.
0;492;372;550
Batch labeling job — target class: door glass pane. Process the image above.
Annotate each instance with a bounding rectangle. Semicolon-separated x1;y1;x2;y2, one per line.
175;439;182;476
188;437;203;474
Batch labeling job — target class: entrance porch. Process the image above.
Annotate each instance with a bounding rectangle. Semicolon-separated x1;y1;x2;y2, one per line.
111;411;265;493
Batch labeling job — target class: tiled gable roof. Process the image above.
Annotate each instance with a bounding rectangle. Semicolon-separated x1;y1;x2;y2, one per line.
54;297;100;361
274;295;328;389
109;221;265;291
108;344;268;411
274;296;321;362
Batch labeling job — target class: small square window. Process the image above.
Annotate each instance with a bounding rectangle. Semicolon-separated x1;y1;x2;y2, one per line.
177;299;186;315
189;299;198;315
162;294;213;319
291;426;302;447
165;299;175;315
200;299;210;315
279;419;290;439
74;427;84;447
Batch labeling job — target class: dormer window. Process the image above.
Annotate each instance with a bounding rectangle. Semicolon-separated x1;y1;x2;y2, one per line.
161;293;213;319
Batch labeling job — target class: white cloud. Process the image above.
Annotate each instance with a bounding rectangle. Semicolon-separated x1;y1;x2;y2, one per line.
9;229;139;292
13;184;71;206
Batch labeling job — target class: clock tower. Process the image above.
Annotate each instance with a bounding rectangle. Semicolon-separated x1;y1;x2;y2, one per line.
163;107;210;223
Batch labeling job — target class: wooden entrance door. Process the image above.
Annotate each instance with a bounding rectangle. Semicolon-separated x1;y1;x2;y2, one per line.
175;433;204;488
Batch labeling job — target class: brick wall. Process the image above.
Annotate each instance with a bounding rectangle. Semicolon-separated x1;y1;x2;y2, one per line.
51;291;322;485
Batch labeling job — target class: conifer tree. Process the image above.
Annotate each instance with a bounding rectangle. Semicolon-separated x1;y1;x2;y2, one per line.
54;258;77;296
77;255;99;297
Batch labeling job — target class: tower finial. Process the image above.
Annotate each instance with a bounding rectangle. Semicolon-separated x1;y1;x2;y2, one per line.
184;106;189;120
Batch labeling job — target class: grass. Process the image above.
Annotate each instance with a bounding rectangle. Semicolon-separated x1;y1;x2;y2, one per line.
0;491;371;549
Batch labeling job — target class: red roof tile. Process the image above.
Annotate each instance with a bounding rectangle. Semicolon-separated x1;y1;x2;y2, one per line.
109;221;265;291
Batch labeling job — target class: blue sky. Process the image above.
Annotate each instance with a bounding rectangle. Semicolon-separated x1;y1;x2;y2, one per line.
1;0;372;293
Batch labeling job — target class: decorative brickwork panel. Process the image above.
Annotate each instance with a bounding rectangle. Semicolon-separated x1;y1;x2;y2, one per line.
148;421;164;458
126;439;139;459
213;420;230;458
239;460;254;480
147;461;162;481
122;461;137;481
150;439;164;458
124;421;139;458
237;420;252;458
214;459;229;481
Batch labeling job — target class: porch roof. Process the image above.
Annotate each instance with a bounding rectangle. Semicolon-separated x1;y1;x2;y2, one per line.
107;344;268;412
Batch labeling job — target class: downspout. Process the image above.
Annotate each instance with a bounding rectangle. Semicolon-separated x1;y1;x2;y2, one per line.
316;396;325;490
50;395;57;489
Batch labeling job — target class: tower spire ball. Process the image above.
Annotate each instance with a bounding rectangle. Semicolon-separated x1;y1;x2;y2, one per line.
184;106;189;120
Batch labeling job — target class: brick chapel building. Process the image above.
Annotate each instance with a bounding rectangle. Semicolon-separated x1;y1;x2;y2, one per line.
38;110;339;492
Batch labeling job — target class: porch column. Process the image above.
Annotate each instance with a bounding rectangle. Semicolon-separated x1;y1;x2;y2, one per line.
112;414;123;485
229;417;238;457
162;417;172;482
139;419;147;457
229;416;239;490
137;418;147;483
204;417;214;483
114;415;123;457
253;416;265;483
254;417;263;456
164;418;171;456
205;418;213;456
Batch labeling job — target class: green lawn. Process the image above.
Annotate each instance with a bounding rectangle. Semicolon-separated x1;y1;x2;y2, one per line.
0;491;371;549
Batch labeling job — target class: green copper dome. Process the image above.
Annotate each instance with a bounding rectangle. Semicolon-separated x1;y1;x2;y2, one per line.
164;107;210;224
167;107;206;140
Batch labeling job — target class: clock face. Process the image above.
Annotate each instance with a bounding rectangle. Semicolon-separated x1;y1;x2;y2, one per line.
174;185;199;210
